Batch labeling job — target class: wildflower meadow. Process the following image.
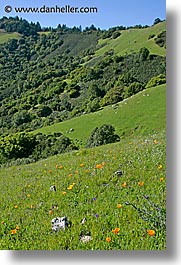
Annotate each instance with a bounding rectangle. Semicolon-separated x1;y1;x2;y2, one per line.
0;132;166;250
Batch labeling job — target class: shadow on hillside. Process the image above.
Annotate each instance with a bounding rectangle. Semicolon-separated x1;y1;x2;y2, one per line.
5;10;179;262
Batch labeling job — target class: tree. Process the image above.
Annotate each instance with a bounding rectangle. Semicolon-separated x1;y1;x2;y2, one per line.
153;18;162;25
124;82;145;98
139;47;149;61
101;85;125;107
36;105;52;117
0;132;36;160
112;31;121;39
146;74;166;88
86;124;120;148
13;110;32;126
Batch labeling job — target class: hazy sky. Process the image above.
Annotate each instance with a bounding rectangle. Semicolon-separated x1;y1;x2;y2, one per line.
0;0;166;29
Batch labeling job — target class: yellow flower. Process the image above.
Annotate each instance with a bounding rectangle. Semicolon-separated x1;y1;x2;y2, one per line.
75;170;79;174
160;177;164;182
121;182;127;188
138;181;144;186
11;229;17;235
16;225;20;230
67;185;73;190
158;165;163;170
14;205;18;209
106;237;111;243
68;173;72;177
1;220;5;224
59;165;64;169
62;191;67;195
117;204;122;209
112;228;120;234
147;229;155;236
95;164;103;169
80;163;85;167
27;194;31;198
153;139;158;144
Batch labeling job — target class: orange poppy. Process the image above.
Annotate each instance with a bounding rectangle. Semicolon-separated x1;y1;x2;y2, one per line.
106;237;111;243
112;228;120;234
95;164;103;169
121;182;127;188
147;229;155;236
11;229;17;235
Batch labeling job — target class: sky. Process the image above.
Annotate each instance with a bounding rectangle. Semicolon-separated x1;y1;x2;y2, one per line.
0;0;166;29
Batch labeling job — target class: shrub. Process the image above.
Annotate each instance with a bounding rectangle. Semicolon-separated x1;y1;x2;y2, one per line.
0;132;78;165
13;110;32;126
155;31;166;48
112;31;121;39
123;82;145;98
86;124;120;148
139;47;150;61
100;85;125;107
146;74;166;88
0;132;36;160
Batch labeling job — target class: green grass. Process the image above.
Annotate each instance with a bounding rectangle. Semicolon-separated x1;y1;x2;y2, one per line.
34;84;166;147
0;133;166;250
0;84;166;250
0;31;21;44
95;22;166;57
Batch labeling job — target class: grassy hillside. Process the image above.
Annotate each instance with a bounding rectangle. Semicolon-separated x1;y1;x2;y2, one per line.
0;85;166;249
0;30;21;44
34;84;166;147
95;21;166;57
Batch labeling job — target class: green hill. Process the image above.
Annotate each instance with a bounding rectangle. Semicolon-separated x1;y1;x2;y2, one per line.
0;17;166;250
0;19;166;134
95;21;166;58
0;84;166;250
0;30;21;44
34;84;166;146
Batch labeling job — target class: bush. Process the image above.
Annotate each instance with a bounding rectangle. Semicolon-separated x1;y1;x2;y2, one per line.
0;132;78;165
0;132;36;160
124;82;145;98
155;31;166;48
101;85;125;107
146;74;166;88
86;124;120;148
112;31;121;39
32;133;78;160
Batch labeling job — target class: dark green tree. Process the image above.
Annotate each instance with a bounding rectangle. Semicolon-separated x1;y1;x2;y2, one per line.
86;124;120;148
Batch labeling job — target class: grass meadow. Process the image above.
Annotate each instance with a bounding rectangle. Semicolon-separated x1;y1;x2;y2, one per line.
95;21;166;58
0;84;166;250
0;31;21;44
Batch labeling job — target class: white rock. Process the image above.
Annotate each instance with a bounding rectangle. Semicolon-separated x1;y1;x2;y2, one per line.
51;216;68;232
80;235;93;243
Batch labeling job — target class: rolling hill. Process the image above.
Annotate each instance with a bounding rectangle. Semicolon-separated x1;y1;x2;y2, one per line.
34;84;166;146
0;30;21;44
0;18;166;250
95;21;166;58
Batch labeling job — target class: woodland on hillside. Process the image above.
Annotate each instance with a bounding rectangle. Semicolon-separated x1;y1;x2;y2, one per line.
0;17;166;165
